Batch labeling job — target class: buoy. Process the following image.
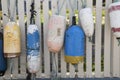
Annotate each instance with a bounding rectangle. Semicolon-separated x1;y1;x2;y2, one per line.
27;25;40;73
47;15;66;53
0;32;7;76
64;16;85;65
79;8;94;42
108;1;120;45
26;1;40;80
47;1;66;79
4;22;21;58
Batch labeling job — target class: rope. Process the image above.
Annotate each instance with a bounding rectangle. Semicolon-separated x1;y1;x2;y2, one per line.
81;0;87;8
4;0;16;21
56;0;65;15
73;64;78;80
31;73;36;80
113;0;119;2
69;0;78;14
10;58;14;80
51;53;60;80
30;0;36;24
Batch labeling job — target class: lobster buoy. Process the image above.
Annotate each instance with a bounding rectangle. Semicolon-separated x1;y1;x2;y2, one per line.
0;32;7;76
64;16;85;64
79;8;94;41
27;25;40;73
108;2;120;45
47;15;66;53
4;22;21;58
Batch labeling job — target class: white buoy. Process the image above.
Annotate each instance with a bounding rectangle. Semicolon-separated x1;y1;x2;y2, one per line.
79;8;94;41
47;15;66;53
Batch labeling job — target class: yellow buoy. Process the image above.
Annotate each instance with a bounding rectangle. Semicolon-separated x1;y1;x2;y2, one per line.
4;22;21;58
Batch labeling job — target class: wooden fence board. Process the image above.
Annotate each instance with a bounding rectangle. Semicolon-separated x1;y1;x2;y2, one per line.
34;0;42;78
43;0;50;78
18;0;26;78
95;0;102;78
104;0;112;77
85;0;93;78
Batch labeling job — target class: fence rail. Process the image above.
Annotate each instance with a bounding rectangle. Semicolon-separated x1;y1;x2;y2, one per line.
0;0;119;79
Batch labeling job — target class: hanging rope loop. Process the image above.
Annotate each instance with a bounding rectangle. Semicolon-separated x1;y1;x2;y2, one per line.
56;0;65;15
4;0;16;21
30;0;36;24
81;0;87;8
69;0;78;15
113;0;119;2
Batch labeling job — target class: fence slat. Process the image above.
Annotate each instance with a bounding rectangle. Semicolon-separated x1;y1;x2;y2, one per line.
104;0;112;77
18;0;26;78
85;0;93;78
77;0;84;78
34;0;42;78
43;0;50;78
2;0;10;79
10;0;19;78
1;0;9;26
59;0;67;78
10;0;16;21
95;0;102;78
51;0;59;76
112;36;120;77
26;0;31;26
67;0;76;77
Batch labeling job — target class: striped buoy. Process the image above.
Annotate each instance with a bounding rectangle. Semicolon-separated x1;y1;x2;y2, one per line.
0;32;7;76
109;2;120;45
64;16;85;64
27;24;40;73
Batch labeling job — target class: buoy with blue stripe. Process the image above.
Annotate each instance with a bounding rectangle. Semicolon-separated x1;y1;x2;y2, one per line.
26;1;40;80
27;25;40;73
64;16;85;65
0;32;7;76
108;1;120;45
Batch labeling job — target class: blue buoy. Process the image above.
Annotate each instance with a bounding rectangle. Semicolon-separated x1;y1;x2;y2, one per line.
27;25;40;73
0;32;7;76
64;16;85;65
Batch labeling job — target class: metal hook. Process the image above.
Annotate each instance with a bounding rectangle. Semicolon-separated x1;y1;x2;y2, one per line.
117;38;120;46
88;37;93;43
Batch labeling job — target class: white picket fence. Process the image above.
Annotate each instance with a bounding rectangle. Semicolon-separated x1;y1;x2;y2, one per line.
0;0;120;79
